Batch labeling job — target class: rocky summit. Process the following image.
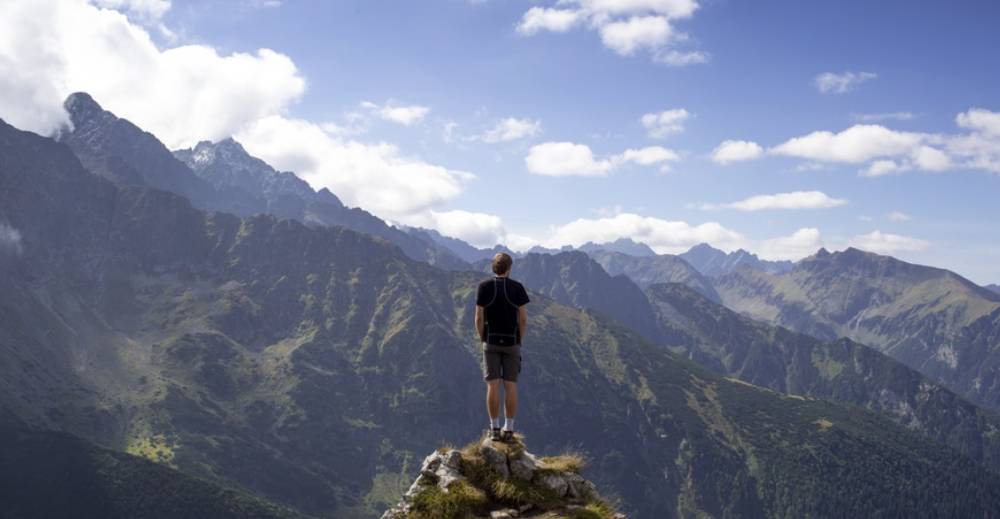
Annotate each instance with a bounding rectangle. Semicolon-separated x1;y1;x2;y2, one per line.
382;434;621;519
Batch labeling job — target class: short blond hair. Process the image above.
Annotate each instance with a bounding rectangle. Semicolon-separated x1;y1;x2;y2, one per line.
491;252;513;275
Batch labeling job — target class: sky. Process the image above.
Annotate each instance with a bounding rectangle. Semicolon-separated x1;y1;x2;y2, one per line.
1;0;999;283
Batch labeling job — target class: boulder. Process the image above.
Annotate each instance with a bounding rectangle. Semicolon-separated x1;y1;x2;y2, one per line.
566;472;596;501
509;452;537;481
478;440;510;479
533;471;569;497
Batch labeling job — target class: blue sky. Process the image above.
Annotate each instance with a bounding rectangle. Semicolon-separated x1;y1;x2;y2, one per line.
1;0;999;282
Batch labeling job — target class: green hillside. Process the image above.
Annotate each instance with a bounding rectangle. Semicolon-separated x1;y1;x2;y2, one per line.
0;424;307;519
713;248;1000;410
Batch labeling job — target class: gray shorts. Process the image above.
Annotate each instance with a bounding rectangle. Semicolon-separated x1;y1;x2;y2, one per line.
483;343;521;382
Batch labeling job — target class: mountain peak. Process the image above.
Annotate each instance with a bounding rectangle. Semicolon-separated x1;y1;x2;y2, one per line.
382;434;621;519
63;92;107;125
688;242;720;254
63;92;100;112
680;242;793;277
577;237;656;257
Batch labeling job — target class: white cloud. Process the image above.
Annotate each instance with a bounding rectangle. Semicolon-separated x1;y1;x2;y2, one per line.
516;0;705;65
0;223;23;255
599;15;672;55
543;212;746;254
525;142;614;176
525;142;679;176
770;125;959;176
617;145;680;170
947;109;1000;173
654;49;709;66
912;145;951;171
361;101;430;126
516;7;585;34
700;191;847;211
956;108;1000;136
852;112;916;123
641;108;689;138
887;211;911;222
411;210;508;249
505;233;542;252
814;71;877;94
480;117;541;143
860;159;906;177
849;230;929;254
0;0;306;148
772;125;923;164
711;140;764;164
237;116;473;222
718;108;1000;175
757;228;823;261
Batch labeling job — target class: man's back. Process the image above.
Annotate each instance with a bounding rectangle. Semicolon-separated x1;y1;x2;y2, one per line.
476;276;530;346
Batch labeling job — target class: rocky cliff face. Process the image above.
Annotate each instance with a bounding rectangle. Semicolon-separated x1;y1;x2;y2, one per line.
381;434;620;519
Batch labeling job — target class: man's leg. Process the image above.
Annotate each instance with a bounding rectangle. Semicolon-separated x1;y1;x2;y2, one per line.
486;379;501;425
503;381;517;431
484;346;503;434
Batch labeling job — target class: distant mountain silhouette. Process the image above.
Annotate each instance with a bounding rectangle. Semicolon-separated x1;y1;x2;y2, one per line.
577;238;656;257
585;249;720;302
987;283;1000;295
399;225;515;263
680;243;794;277
512;251;661;340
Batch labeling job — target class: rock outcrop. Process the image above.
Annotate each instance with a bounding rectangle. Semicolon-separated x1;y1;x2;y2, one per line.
381;433;622;519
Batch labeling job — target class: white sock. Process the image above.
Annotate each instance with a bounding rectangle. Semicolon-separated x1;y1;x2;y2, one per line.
503;418;515;432
490;417;501;429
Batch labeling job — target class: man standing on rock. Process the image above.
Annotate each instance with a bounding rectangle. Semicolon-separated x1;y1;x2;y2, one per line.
475;252;530;442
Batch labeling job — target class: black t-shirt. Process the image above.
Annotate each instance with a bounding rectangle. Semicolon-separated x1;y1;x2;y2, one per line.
476;276;530;345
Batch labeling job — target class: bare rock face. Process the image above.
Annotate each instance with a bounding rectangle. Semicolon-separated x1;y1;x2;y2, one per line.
509;451;538;481
385;449;471;518
380;433;618;518
478;438;511;479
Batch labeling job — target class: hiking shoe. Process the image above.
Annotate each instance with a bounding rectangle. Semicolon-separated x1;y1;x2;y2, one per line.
490;428;502;441
501;429;514;443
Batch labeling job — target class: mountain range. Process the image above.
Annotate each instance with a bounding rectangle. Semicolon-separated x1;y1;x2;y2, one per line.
5;93;1000;517
679;243;795;277
60;93;467;272
712;247;1000;411
505;251;1000;473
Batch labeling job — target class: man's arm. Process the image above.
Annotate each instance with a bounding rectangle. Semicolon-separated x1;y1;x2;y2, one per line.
475;305;486;342
518;305;527;344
